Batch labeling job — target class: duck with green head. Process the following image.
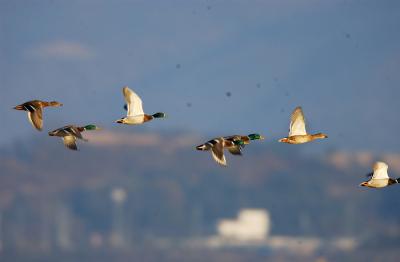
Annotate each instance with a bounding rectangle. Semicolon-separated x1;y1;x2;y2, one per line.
226;133;265;145
359;161;400;189
196;133;264;166
48;124;101;151
115;86;166;125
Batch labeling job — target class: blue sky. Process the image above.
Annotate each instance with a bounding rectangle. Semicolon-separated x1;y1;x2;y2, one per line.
1;0;400;152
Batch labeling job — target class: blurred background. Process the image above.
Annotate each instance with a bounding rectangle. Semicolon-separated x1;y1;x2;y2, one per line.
1;0;400;261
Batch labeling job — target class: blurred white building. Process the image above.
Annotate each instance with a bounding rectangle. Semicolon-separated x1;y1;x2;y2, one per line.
110;187;128;249
217;209;270;242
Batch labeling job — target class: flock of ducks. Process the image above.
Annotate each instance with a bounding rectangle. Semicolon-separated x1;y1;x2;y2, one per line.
13;86;400;189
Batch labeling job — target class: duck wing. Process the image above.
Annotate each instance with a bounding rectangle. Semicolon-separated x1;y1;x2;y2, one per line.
228;146;243;156
27;107;43;131
64;126;86;140
289;106;307;136
224;135;248;144
211;140;227;166
365;172;374;178
371;161;389;180
62;135;78;150
224;135;239;140
123;86;144;117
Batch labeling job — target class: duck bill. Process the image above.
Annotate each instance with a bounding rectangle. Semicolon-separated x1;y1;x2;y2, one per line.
278;138;286;143
115;119;123;124
260;135;265;140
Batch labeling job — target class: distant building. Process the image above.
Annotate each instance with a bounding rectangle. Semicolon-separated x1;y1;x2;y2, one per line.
217;209;270;242
110;188;129;249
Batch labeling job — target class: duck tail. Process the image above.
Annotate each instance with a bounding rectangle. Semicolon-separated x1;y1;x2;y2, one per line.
152;112;166;119
396;178;400;183
196;142;212;151
13;104;24;110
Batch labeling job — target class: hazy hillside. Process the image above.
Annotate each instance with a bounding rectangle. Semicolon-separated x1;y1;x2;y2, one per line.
0;130;399;261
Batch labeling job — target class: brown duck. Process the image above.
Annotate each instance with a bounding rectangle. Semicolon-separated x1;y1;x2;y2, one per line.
279;106;327;144
13;100;63;131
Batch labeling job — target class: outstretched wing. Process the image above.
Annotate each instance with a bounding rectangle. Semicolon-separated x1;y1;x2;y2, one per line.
365;172;374;178
372;161;389;180
27;108;43;131
211;141;227;166
62;136;78;151
289;106;307;136
123;86;144;117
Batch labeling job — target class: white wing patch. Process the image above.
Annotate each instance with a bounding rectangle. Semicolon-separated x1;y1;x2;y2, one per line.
371;161;389;180
123;86;144;117
289;106;307;136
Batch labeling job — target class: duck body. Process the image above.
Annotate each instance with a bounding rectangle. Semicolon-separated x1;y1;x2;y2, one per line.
196;134;264;166
117;115;153;125
360;161;400;189
48;124;100;151
13;100;63;131
196;137;242;166
115;86;166;125
279;106;327;144
360;178;398;189
279;133;327;144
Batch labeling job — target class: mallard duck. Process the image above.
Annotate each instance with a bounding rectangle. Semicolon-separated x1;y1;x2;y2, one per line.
115;86;166;125
359;161;400;188
196;134;264;166
13;100;63;131
278;106;327;144
48;124;101;151
225;134;265;146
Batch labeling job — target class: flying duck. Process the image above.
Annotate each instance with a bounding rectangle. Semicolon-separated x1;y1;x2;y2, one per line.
13;100;63;131
196;134;264;166
359;161;400;188
48;124;100;151
279;106;327;144
115;86;166;125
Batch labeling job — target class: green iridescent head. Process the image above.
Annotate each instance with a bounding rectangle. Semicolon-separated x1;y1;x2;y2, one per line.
84;124;101;131
248;133;265;140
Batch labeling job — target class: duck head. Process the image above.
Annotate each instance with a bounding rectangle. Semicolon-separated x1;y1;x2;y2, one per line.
84;124;101;131
49;101;63;107
248;133;265;140
313;133;328;140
